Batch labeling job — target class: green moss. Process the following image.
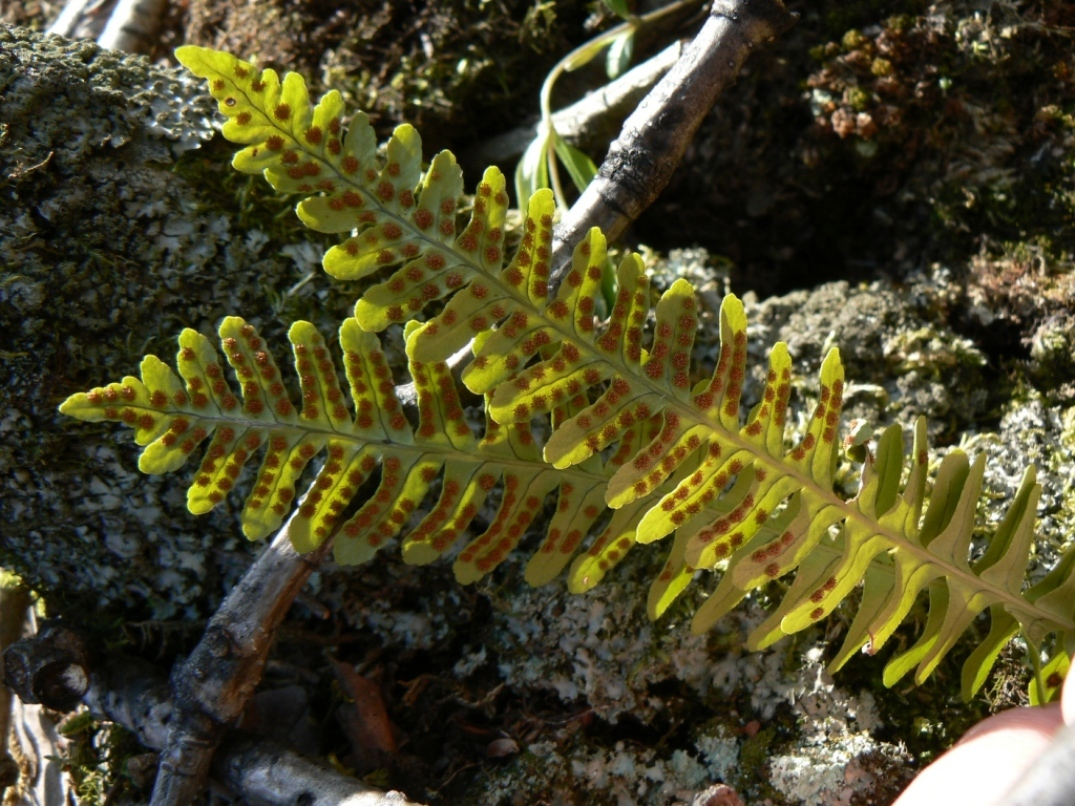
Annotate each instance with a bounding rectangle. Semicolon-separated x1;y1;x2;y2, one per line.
314;1;591;153
737;725;775;777
824;1;928;40
841;29;866;52
59;716;145;805
871;57;893;77
639;1;1075;301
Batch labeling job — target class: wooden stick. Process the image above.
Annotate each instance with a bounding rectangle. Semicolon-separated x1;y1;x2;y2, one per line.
0;578;33;796
82;654;425;806
149;516;333;805
548;0;797;293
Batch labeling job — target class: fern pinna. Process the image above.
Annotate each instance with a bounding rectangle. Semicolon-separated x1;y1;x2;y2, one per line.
60;46;1075;701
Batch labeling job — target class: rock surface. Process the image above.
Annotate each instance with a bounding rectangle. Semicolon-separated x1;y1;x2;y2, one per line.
0;23;347;617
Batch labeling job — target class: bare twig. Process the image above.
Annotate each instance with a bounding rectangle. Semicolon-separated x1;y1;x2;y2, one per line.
80;652;172;750
214;731;420;806
548;0;798;293
0;578;32;796
149;516;334;806
81;654;424;806
463;40;684;170
47;0;107;39
550;41;685;153
96;0;167;53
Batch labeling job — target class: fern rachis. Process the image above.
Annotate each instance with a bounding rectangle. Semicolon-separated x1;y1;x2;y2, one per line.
59;46;1075;701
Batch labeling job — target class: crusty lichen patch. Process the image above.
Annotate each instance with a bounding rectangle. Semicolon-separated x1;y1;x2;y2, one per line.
0;24;349;618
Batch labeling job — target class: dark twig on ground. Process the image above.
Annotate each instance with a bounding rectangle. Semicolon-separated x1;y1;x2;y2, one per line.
148;518;334;806
0;580;33;796
86;655;424;806
548;0;798;293
5;629;422;805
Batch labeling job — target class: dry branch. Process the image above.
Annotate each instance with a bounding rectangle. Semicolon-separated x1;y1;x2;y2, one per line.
548;0;797;292
149;518;334;805
4;626;419;805
80;653;424;806
0;580;32;797
464;40;684;168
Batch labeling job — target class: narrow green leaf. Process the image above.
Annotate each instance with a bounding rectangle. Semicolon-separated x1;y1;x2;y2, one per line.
606;29;635;79
552;136;598;194
515;131;551;214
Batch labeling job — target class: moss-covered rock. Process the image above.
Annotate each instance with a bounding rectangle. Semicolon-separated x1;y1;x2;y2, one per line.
182;0;590;156
0;24;348;619
636;0;1075;308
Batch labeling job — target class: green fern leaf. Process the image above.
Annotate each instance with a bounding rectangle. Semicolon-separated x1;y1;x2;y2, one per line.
443;226;1075;691
413;220;1073;693
70;47;1075;698
174;46;515;336
59;317;686;589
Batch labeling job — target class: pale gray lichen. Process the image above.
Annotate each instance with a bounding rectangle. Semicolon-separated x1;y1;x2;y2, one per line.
0;24;348;617
764;648;904;806
971;395;1075;586
481;731;737;806
433;536;912;804
740;279;989;439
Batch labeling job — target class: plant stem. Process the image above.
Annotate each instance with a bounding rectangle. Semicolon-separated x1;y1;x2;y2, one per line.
538;0;704;207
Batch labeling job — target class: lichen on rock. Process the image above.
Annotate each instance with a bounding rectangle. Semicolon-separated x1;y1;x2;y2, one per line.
0;24;348;618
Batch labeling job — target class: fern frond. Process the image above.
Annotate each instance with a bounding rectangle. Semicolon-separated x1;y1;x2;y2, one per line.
75;47;1075;698
417;216;1075;693
175;46;515;334
474;265;1075;694
58;318;681;589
